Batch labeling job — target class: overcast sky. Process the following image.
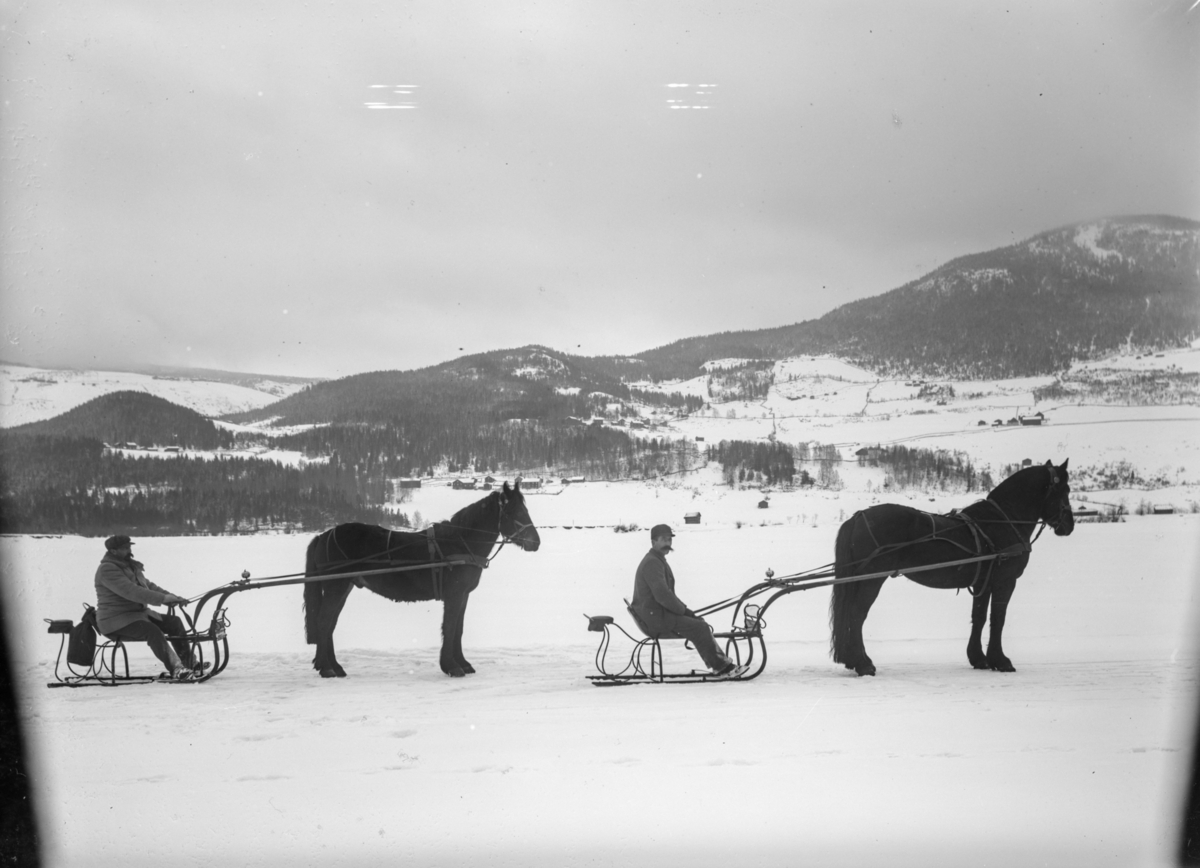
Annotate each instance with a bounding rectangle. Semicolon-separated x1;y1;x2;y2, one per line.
2;1;1198;380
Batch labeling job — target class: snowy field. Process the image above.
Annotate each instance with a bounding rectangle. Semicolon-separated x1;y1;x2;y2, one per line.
5;506;1199;867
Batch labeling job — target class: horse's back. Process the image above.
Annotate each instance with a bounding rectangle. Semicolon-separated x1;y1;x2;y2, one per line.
845;503;934;546
837;502;979;577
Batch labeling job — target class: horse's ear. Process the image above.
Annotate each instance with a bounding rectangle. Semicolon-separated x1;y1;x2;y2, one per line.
1060;458;1069;472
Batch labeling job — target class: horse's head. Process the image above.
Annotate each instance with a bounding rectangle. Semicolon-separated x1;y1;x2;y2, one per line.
498;481;541;551
1041;459;1075;537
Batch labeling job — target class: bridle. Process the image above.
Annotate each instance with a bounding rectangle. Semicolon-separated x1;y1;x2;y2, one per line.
1039;466;1072;535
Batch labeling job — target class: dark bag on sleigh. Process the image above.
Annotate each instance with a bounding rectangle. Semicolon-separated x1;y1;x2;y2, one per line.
67;606;98;667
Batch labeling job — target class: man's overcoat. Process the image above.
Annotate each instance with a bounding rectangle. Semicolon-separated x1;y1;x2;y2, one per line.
94;554;173;635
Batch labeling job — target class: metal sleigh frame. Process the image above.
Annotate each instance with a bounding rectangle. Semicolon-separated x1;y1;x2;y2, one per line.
584;547;1026;686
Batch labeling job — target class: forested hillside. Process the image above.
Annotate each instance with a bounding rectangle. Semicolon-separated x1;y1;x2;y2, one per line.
9;391;234;449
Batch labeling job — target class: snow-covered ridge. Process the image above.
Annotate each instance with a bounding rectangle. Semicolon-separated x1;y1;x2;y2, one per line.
0;363;310;428
916;268;1013;295
505;350;569;381
1074;224;1125;262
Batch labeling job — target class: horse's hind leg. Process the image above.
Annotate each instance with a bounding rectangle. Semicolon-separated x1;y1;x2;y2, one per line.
967;590;990;669
831;576;885;676
313;579;354;678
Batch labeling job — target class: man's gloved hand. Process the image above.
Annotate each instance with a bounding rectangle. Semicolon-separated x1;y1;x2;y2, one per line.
164;594;189;606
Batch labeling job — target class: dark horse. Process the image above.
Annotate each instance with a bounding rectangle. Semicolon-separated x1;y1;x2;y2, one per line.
303;482;540;678
830;459;1074;676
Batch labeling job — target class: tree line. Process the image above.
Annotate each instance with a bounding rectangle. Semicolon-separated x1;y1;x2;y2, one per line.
709;440;796;487
0;420;702;535
857;444;992;492
0;435;393;536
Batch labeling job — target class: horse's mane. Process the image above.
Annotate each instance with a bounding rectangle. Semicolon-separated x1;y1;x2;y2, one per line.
447;489;501;530
988;462;1064;504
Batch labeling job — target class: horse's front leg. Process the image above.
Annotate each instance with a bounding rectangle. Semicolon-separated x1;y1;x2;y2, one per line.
985;579;1017;672
967;589;990;670
439;586;471;677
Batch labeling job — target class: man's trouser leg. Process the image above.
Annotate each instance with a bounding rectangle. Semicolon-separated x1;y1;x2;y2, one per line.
659;612;726;670
105;620;181;671
150;612;193;667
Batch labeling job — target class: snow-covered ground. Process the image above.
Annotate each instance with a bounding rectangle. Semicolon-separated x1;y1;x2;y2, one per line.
3;347;1200;865
0;363;311;427
5;499;1199;866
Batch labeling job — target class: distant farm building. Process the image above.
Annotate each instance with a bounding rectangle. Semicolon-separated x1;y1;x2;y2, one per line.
683;511;701;524
1153;504;1176;515
758;499;769;509
397;479;422;489
1019;412;1045;426
452;478;477;490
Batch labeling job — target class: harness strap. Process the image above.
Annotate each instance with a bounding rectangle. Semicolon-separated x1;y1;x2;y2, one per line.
427;527;445;600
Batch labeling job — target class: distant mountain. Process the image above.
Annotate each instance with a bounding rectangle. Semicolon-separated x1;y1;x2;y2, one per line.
5;390;232;450
228;214;1197;430
638;215;1200;378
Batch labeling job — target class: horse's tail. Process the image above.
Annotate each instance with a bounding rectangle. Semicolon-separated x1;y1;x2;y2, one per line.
829;512;861;664
303;532;324;645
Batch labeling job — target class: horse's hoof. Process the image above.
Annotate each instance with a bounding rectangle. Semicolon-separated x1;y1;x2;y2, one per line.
989;661;1016;673
444;667;466;677
319;668;340;678
855;663;876;677
461;664;476;675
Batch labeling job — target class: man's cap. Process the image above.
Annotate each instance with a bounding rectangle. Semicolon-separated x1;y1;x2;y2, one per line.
104;534;133;551
650;524;674;540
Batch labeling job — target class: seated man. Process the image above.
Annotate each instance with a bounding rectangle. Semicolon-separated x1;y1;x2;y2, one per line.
630;524;736;677
94;535;197;681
